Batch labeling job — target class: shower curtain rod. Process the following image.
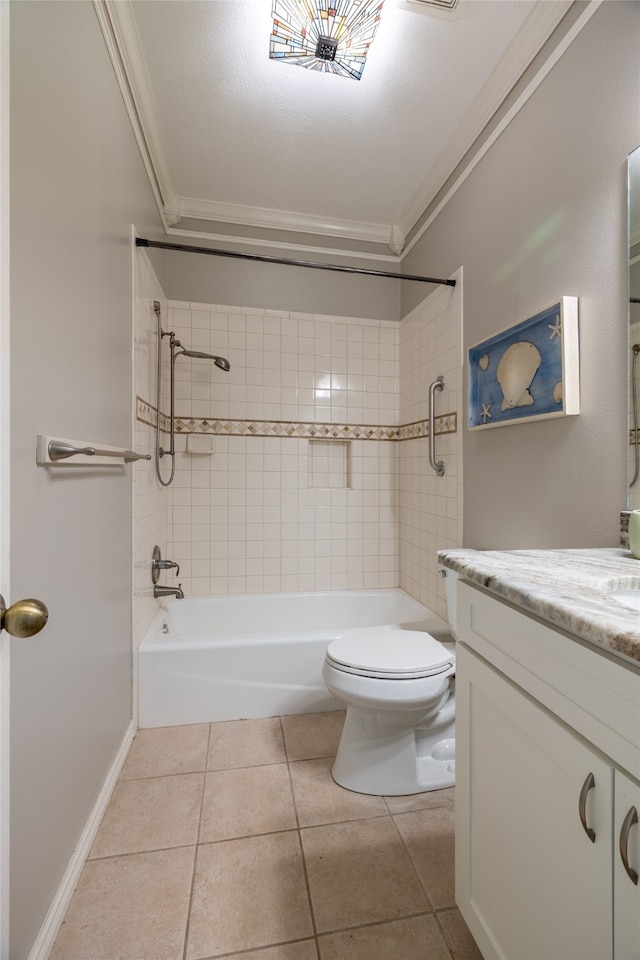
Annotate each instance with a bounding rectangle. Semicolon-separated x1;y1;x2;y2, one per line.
135;238;456;287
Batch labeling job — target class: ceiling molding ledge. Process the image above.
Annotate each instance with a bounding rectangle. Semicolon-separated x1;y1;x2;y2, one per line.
388;225;406;256
395;0;574;250
173;196;392;249
93;0;177;227
164;195;181;227
164;225;403;265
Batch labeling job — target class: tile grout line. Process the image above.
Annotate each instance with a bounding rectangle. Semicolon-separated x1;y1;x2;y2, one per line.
121;757;306;783
313;908;440;940
181;722;213;960
387;809;440;918
432;905;461;960
280;717;321;960
208;935;321;960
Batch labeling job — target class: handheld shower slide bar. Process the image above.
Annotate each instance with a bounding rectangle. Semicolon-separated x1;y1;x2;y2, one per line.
154;301;230;487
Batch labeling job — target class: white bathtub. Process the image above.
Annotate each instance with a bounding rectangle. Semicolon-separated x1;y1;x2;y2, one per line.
138;588;451;728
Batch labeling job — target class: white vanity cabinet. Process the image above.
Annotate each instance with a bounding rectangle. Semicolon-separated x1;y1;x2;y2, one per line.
455;581;640;960
615;769;640;959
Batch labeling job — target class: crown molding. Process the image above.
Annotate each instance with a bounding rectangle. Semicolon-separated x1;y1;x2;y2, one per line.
171;195;392;248
97;0;600;261
394;0;573;245
400;0;602;259
93;0;176;221
164;225;402;265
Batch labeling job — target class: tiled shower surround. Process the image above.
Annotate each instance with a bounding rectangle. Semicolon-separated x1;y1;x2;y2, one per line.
133;251;462;644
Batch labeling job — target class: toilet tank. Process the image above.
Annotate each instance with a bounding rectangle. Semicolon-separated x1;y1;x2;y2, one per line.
443;568;459;640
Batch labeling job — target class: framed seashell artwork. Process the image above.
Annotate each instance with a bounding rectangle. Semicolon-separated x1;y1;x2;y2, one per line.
468;296;579;429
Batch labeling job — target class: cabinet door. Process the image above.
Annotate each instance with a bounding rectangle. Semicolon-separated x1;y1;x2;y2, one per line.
614;769;640;960
456;645;613;960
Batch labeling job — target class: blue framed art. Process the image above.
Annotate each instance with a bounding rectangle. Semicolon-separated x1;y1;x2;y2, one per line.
468;297;579;430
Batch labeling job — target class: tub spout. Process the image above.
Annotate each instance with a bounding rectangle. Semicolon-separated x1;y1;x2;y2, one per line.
154;583;184;599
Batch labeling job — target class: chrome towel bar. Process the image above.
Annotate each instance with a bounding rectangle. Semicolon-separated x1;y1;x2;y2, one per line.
36;435;151;466
428;376;446;476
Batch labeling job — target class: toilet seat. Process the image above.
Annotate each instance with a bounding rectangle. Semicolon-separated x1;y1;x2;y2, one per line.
326;626;454;680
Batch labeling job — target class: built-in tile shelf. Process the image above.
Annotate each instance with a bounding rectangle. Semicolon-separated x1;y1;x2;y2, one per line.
136;397;456;442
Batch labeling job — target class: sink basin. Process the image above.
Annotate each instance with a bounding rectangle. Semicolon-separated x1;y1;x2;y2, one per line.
608;589;640;613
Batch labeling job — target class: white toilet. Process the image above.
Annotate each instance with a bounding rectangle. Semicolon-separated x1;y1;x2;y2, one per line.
322;570;459;796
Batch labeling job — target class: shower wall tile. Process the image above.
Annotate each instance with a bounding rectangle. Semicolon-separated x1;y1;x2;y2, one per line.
151;301;400;597
399;274;463;619
167;303;399;427
167;436;398;596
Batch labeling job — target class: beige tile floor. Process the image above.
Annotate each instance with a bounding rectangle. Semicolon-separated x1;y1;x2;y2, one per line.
50;712;482;960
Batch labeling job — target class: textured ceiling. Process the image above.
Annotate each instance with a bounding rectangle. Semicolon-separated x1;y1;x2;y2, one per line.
120;0;569;253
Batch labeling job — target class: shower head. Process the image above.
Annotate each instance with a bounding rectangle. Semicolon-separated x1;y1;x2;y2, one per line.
174;346;231;371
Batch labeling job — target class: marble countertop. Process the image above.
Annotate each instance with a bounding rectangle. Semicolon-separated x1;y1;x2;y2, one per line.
437;547;640;666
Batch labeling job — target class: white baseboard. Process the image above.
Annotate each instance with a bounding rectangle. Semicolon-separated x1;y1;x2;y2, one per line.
27;720;136;960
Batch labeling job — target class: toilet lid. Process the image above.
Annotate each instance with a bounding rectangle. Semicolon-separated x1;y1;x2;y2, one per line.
326;626;454;680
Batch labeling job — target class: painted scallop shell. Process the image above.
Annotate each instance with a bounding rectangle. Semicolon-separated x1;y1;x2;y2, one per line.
496;340;542;411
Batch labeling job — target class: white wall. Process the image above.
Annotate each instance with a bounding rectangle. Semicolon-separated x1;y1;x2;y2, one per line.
165;248;401;322
9;3;164;956
402;1;640;550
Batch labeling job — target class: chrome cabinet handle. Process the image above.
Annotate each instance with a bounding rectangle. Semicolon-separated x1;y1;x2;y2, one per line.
619;805;638;885
578;772;596;843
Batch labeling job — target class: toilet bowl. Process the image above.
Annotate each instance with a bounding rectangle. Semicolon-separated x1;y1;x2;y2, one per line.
323;617;456;796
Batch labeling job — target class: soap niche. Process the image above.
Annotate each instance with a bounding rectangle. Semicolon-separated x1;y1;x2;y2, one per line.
308;439;351;489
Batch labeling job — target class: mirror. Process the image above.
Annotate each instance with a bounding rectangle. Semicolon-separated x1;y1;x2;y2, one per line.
628;146;640;510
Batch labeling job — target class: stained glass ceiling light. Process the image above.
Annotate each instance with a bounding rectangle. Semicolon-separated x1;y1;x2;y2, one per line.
270;0;385;81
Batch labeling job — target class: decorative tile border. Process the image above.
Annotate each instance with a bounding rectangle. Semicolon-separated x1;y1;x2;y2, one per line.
175;418;401;440
399;414;457;440
136;397;456;441
136;397;170;432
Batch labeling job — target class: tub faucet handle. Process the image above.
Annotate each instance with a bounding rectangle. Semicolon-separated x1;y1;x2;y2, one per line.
153;558;180;576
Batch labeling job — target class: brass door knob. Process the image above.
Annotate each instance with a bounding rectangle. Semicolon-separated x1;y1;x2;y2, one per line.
0;595;48;638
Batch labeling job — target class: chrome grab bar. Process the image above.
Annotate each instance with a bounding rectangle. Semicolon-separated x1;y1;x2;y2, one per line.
428;375;445;476
47;441;150;463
